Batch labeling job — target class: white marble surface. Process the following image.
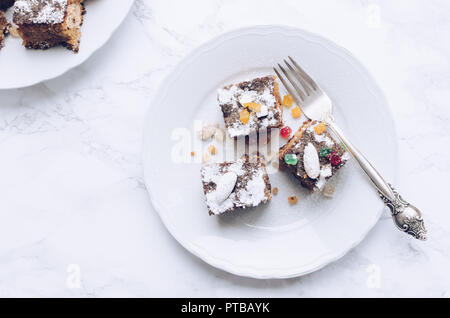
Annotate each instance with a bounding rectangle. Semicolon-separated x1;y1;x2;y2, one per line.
0;0;449;297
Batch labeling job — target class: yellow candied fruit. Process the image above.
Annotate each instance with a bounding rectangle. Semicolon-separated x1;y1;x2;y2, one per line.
208;145;217;155
288;196;298;205
282;94;294;107
240;109;250;124
291;106;302;119
314;122;326;135
243;102;261;112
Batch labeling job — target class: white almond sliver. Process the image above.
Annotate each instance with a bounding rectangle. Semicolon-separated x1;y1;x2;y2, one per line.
303;143;320;179
213;172;237;204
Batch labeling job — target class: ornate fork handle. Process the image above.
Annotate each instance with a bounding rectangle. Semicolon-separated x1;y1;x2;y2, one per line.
378;184;427;240
326;119;428;241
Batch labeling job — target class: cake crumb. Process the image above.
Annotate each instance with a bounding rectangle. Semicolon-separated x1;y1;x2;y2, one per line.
323;184;335;198
288;196;298;205
8;25;20;38
197;123;218;141
272;187;278;195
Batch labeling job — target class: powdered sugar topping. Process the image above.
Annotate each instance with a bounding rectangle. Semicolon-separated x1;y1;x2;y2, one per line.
201;158;269;215
14;0;67;24
218;77;280;137
206;171;237;205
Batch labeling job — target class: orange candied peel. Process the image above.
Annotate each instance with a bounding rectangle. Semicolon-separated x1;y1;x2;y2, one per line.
240;109;250;124
314;122;326;135
208;145;217;155
291;106;302;119
282;94;294;107
243;102;261;112
288;196;298;205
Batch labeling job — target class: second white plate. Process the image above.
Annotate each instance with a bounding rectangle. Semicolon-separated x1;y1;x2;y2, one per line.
143;25;397;279
0;0;134;89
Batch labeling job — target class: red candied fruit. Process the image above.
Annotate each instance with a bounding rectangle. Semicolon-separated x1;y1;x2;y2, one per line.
328;152;342;166
280;126;292;139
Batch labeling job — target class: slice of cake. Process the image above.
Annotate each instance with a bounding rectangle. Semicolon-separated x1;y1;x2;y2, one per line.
201;155;272;215
0;10;8;50
13;0;85;52
0;0;15;11
279;120;350;191
218;76;283;138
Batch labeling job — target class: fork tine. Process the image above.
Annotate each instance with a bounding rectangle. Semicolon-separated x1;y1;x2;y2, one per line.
288;56;318;90
274;68;303;106
277;63;306;102
284;59;312;96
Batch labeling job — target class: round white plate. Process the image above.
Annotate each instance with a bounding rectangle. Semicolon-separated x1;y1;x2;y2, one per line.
143;25;397;279
0;0;134;89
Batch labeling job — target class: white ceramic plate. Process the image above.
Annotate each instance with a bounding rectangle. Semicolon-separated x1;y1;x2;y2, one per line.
0;0;134;89
143;25;397;279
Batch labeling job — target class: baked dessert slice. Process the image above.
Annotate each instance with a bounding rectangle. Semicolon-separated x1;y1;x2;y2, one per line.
279;120;350;191
201;155;272;215
0;10;9;50
218;76;283;138
0;0;15;11
13;0;85;52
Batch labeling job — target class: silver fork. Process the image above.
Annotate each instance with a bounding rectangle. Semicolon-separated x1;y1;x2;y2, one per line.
274;56;427;240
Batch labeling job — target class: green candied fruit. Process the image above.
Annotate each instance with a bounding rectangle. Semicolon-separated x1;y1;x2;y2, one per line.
284;153;298;165
339;142;347;151
320;147;332;157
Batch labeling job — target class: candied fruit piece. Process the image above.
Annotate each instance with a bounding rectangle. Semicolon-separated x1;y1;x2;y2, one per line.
190;151;195;157
314;123;326;135
328;152;342;166
272;187;279;195
288;196;298;205
243;102;261;112
240;109;250;124
291;106;302;119
208;145;217;155
320;147;332;157
282;94;294;107
284;153;298;165
280;126;292;139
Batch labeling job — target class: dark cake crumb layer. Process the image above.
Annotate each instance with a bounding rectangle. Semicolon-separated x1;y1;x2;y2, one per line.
0;10;9;50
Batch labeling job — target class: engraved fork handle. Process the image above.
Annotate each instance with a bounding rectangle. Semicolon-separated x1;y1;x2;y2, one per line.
326;118;427;241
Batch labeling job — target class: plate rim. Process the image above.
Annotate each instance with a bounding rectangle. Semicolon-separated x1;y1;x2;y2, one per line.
0;0;135;90
143;24;398;279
